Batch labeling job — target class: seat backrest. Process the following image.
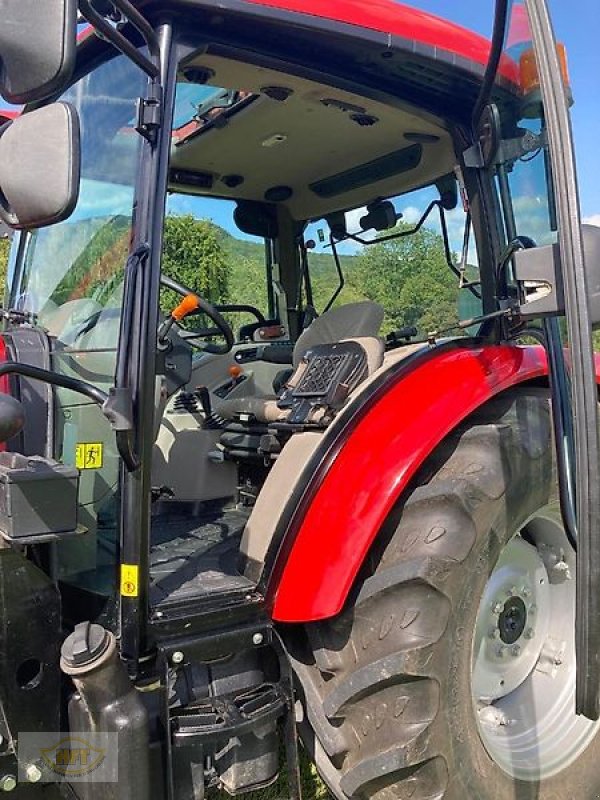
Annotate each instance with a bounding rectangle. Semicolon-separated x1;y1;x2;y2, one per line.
293;301;384;368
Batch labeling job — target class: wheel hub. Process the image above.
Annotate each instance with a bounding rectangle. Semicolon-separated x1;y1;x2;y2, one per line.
472;536;550;702
498;596;527;644
471;513;600;781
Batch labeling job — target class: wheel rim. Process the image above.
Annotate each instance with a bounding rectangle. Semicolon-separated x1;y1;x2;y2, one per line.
471;508;600;781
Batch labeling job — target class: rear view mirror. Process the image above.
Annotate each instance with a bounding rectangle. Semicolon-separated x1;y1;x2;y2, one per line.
360;200;397;233
0;0;77;104
0;103;80;230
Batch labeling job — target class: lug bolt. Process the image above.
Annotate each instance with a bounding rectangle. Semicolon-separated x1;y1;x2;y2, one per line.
171;651;184;665
25;765;42;784
521;586;531;598
0;776;16;792
496;646;506;658
511;645;522;657
488;627;500;640
492;602;504;614
252;633;264;646
525;628;535;640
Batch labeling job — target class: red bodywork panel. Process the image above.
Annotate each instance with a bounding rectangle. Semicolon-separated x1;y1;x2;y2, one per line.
271;344;550;623
73;1;519;85
241;0;519;83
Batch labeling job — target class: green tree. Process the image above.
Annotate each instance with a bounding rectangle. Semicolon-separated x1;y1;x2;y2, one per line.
0;237;9;300
160;215;229;317
348;222;459;336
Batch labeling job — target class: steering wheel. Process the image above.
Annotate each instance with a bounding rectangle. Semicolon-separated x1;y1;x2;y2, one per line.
160;274;234;355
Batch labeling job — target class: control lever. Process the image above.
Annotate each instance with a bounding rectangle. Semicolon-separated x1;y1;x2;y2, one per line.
194;386;223;430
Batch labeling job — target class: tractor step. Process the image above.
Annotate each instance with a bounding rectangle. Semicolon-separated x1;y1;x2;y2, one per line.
171;682;286;746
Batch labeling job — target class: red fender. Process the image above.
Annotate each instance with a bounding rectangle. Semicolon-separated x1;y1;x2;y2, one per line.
271;344;552;623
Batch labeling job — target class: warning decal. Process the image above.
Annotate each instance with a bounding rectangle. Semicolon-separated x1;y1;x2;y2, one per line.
75;442;104;470
120;564;139;597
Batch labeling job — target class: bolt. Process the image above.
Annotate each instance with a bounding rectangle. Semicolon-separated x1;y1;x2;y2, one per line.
529;605;537;615
171;651;184;665
492;602;504;615
554;656;563;667
525;628;535;640
511;645;522;657
25;765;42;784
496;646;506;658
521;586;531;598
509;586;519;597
252;633;264;646
488;627;501;640
0;776;16;792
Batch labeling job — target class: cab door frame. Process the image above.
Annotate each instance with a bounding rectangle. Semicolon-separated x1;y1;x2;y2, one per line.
522;0;600;719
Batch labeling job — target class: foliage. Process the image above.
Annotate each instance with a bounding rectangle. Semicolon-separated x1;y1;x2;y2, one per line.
348;221;460;336
51;216;131;306
161;214;229;314
0;237;9;299
158;215;463;340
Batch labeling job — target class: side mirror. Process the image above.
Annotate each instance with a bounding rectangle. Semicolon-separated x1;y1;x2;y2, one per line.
0;0;77;105
514;225;600;325
0;103;80;230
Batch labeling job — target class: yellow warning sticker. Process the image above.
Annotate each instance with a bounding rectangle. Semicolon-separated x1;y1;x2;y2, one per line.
120;564;139;597
75;442;104;470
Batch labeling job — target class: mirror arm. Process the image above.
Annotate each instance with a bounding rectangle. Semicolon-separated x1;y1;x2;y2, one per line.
78;0;159;79
472;0;510;126
111;0;160;61
0;362;108;405
0;362;139;471
322;235;345;313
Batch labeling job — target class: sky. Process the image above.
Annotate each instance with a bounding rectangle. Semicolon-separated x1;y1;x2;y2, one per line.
412;0;600;226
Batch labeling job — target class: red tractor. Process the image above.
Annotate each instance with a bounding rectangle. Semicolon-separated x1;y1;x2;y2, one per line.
0;1;598;798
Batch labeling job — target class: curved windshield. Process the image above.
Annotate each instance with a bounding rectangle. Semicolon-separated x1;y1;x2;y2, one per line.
13;55;145;351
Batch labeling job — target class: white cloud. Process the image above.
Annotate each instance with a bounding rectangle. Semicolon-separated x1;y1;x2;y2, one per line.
400;205;421;225
400;203;468;255
583;214;600;227
344;206;368;232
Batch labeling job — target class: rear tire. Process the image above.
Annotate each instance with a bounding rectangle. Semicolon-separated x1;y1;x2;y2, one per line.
288;389;600;799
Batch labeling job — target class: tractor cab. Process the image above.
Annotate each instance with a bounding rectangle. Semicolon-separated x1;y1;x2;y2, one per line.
0;2;599;799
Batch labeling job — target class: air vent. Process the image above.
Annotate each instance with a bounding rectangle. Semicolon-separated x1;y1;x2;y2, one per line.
169;169;214;189
310;144;423;199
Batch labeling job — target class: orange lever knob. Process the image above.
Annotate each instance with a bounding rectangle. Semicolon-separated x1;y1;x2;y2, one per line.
172;293;200;321
229;365;243;380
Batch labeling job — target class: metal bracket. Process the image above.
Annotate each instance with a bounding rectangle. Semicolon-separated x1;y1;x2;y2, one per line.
496;128;547;167
513;242;565;319
463;141;485;169
136;83;163;143
102;386;134;431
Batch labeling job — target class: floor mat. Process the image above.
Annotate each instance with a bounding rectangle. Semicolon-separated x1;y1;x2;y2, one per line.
150;507;253;606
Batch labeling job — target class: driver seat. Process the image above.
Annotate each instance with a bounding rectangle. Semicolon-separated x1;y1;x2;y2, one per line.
217;301;385;425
